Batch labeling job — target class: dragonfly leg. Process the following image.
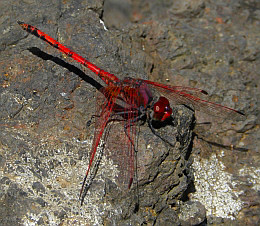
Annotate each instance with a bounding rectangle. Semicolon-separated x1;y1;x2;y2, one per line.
87;107;141;127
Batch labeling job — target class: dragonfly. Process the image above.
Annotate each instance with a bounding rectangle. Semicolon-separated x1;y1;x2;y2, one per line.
17;21;245;205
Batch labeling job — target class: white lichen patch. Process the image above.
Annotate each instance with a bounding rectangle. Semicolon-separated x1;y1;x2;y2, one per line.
239;166;260;191
22;141;119;225
190;151;243;220
1;129;120;225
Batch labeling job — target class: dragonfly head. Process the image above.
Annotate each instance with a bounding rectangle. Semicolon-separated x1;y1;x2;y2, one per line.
152;96;172;121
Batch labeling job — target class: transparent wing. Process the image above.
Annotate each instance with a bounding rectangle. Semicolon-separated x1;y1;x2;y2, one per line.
80;86;120;203
140;79;245;120
104;86;139;191
81;84;139;203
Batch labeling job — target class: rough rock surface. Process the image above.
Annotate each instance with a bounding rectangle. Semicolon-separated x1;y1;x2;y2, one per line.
0;0;259;225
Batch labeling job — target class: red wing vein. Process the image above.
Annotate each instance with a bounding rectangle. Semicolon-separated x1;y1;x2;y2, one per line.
141;79;244;119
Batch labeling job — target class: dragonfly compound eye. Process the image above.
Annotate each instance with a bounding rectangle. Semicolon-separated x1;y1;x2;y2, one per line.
153;96;172;121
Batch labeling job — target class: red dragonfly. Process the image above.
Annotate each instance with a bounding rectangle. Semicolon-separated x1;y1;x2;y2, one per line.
18;21;245;205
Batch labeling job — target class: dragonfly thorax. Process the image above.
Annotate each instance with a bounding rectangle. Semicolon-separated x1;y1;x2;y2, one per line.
119;78;153;109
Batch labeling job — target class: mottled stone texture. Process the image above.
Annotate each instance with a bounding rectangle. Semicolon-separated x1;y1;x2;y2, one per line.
0;0;259;225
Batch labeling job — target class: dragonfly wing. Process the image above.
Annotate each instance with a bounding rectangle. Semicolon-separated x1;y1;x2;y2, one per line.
81;84;139;202
140;79;208;97
141;79;245;120
104;87;139;191
80;86;120;203
104;117;137;191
